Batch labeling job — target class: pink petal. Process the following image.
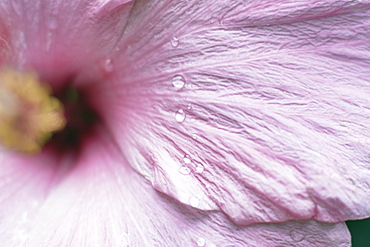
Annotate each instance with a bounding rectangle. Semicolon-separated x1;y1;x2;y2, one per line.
0;130;351;246
221;0;367;26
0;17;11;65
103;0;370;224
0;147;64;242
0;0;134;88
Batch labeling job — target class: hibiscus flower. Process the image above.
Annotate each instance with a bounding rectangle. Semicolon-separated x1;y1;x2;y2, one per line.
1;0;369;246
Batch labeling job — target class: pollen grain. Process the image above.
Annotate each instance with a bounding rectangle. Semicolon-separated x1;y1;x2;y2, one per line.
0;67;66;153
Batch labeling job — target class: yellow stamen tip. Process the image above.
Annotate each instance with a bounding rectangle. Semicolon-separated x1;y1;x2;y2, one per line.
0;67;66;153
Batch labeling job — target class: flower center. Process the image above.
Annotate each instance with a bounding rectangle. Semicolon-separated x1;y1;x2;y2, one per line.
0;68;66;153
0;67;99;154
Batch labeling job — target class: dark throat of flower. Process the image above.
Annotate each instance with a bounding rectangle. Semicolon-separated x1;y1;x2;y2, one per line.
50;86;98;151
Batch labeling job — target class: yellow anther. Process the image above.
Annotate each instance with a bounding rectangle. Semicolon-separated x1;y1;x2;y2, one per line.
0;67;66;153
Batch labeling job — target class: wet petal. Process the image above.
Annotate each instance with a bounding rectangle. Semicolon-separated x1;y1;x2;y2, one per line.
221;0;367;27
105;0;370;224
0;130;351;246
0;0;134;86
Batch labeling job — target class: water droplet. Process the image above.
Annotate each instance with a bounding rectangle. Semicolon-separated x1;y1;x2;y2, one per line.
290;229;305;242
103;58;114;73
196;237;206;246
179;166;191;175
189;196;200;207
192;134;198;139
195;163;204;173
175;109;186;122
187;103;192;109
172;75;185;89
183;154;191;164
171;36;179;47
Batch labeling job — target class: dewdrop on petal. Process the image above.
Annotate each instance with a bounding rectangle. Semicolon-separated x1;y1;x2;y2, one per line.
0;67;66;153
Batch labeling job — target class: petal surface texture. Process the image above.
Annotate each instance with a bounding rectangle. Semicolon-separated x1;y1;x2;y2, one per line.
101;0;370;225
0;132;351;246
0;0;134;87
0;0;367;245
